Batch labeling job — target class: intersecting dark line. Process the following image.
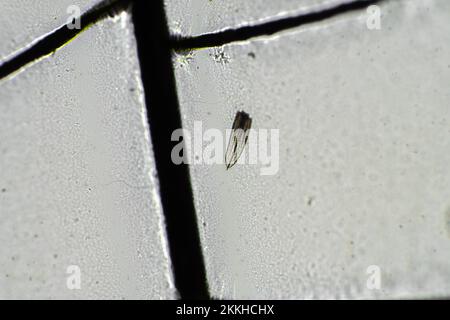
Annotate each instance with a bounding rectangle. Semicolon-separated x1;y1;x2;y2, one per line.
170;0;386;50
0;0;388;79
132;0;210;300
0;0;131;80
0;0;390;300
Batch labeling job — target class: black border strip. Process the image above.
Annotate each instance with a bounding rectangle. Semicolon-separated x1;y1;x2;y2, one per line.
171;0;385;50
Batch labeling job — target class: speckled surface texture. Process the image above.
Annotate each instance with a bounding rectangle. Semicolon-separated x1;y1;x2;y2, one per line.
173;0;450;299
1;0;450;300
0;12;175;299
0;0;104;64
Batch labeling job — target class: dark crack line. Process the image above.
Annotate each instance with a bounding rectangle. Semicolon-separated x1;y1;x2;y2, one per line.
171;0;387;51
0;0;391;300
0;0;132;80
132;0;210;299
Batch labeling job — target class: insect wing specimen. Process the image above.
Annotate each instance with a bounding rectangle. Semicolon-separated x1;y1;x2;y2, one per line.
225;111;252;170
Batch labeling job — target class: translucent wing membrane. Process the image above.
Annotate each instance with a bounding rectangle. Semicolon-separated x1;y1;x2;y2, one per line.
225;111;252;170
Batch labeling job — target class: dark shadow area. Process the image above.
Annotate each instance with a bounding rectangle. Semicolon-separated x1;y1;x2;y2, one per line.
171;0;386;50
132;0;210;300
0;0;390;300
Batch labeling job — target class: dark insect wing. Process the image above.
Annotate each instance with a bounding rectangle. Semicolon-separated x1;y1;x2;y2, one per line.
225;111;252;170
